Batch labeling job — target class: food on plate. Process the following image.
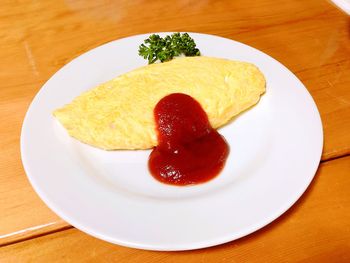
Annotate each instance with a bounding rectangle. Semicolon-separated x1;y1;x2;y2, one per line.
138;32;200;64
149;93;229;185
53;56;265;150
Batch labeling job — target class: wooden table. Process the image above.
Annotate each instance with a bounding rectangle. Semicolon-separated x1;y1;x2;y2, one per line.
1;0;349;261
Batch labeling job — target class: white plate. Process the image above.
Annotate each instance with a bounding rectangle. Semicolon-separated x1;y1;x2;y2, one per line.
21;33;323;251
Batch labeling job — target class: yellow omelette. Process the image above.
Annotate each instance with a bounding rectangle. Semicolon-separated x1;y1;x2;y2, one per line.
53;56;265;150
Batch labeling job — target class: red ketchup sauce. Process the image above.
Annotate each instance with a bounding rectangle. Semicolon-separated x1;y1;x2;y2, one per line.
148;93;229;186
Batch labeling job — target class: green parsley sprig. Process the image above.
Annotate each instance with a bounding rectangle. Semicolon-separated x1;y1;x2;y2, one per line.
138;33;201;64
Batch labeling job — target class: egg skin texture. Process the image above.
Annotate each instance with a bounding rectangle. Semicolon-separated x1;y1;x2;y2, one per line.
53;56;266;150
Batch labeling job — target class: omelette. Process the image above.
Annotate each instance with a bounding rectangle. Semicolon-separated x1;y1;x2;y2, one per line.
53;56;265;150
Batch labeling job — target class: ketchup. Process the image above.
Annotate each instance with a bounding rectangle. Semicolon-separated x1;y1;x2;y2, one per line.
148;93;229;186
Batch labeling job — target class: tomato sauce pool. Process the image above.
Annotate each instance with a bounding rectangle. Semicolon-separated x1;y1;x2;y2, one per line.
148;93;229;186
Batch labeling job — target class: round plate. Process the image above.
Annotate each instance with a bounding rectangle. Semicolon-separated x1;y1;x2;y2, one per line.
21;33;323;251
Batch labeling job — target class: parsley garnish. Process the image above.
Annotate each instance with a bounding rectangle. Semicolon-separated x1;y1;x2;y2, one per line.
138;33;201;64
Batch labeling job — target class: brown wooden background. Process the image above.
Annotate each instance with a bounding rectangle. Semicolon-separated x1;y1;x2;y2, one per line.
1;0;349;261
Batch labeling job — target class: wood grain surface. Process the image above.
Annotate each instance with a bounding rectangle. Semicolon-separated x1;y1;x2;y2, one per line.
1;0;349;259
1;156;349;262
